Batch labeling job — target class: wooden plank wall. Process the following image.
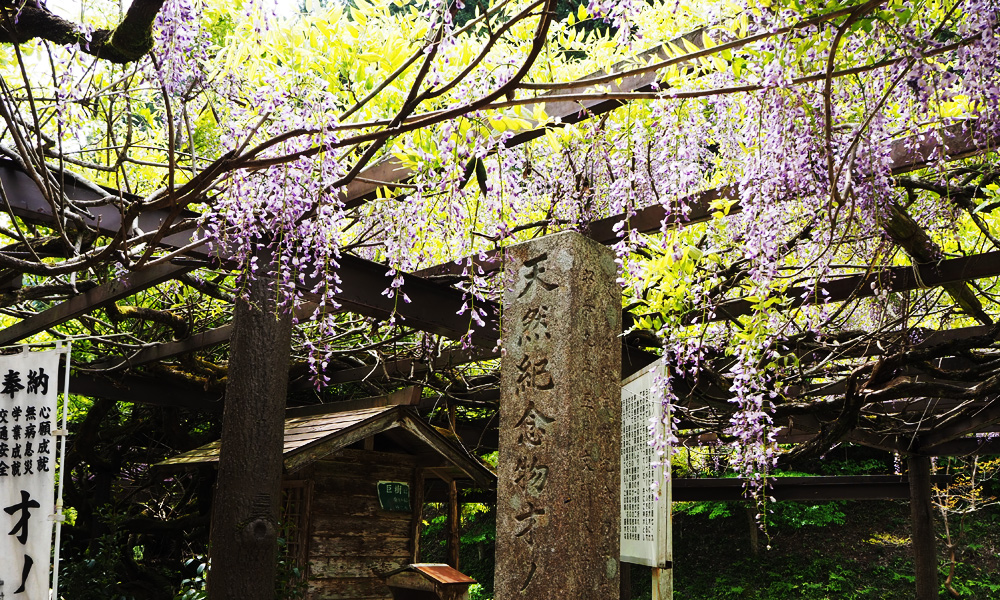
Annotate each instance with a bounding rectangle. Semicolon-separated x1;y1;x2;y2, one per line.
301;449;419;600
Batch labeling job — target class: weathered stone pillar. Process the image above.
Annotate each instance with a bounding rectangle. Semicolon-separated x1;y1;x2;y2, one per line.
496;231;621;599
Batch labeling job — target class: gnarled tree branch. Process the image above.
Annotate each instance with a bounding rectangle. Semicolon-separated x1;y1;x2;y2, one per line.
0;0;166;64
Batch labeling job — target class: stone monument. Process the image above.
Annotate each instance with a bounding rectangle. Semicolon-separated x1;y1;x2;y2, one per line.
495;231;622;599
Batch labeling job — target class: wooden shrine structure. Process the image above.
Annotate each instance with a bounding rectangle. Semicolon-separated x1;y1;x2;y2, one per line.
159;390;494;600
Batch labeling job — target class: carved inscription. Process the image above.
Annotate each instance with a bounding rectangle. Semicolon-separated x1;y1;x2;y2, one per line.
514;403;555;447
580;303;599;350
514;501;546;544
511;400;554;588
510;252;561;591
577;266;611;475
514;455;549;497
516;355;554;393
517;253;559;298
520;306;551;348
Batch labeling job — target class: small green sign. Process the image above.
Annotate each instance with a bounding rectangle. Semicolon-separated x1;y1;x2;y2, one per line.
377;481;411;512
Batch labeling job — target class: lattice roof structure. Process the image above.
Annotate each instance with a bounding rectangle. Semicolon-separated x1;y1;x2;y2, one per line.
0;22;996;469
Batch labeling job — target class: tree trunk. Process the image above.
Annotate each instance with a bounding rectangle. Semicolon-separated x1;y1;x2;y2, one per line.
208;256;293;600
909;455;939;600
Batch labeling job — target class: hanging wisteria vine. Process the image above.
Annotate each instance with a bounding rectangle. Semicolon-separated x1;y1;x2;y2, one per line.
2;0;997;490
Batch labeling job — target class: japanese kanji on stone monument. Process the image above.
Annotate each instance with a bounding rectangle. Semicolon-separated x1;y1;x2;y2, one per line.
496;231;622;599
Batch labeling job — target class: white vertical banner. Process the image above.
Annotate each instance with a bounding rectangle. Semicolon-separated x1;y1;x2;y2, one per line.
0;347;62;599
620;359;672;569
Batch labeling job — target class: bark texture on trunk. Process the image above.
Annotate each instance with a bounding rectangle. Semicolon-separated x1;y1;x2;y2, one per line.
0;1;167;63
207;263;293;600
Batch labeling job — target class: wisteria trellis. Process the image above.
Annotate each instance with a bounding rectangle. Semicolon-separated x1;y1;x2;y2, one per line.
1;0;999;493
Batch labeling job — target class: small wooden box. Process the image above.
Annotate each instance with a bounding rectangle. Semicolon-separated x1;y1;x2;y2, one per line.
385;564;476;600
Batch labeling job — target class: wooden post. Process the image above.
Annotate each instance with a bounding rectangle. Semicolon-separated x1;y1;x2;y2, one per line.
908;455;939;600
448;479;461;569
411;469;425;563
652;568;672;600
747;506;759;556
620;562;631;599
447;396;462;569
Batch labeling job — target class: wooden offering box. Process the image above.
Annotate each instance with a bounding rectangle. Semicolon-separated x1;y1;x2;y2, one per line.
385;564;477;600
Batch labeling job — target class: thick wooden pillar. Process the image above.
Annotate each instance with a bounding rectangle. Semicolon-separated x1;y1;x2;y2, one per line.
908;455;939;600
208;254;293;600
448;479;461;569
496;231;622;599
411;469;425;563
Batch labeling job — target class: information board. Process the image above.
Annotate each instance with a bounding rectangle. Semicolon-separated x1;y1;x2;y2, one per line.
377;481;411;512
620;359;672;568
0;348;62;599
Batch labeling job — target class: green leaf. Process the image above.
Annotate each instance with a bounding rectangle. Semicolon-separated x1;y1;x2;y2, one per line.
475;158;488;196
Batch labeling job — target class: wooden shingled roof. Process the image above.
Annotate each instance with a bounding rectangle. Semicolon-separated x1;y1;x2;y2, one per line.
158;403;495;488
385;563;477;585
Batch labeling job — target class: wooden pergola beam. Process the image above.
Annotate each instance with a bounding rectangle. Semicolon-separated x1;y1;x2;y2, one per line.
59;242;997;371
418;119;993;280
299;346;499;389
706;250;1000;324
801;324;997;363
87;324;235;369
329;253;498;346
918;397;1000;450
0;262;193;345
63;370;222;409
672;474;952;502
915;436;1000;456
0;174;500;349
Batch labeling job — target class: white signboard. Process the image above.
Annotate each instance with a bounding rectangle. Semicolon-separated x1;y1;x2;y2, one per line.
1;348;61;599
620;359;671;568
